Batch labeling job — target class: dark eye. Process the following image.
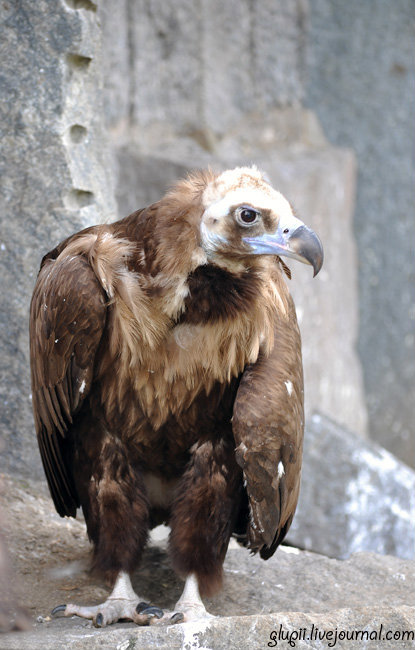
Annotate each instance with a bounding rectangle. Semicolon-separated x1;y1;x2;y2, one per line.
237;207;259;226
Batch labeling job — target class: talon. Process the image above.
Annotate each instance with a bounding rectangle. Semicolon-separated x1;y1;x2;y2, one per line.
170;612;185;624
95;612;104;627
136;601;151;614
141;606;164;619
51;604;67;617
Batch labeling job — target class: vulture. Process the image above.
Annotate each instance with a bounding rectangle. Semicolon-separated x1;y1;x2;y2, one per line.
29;166;323;627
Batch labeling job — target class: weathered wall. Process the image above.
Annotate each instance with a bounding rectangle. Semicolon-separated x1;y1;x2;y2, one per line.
305;0;415;465
100;0;308;136
0;0;116;477
287;414;415;560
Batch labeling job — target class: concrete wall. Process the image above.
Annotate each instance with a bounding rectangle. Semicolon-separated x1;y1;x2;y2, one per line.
0;0;116;477
305;0;415;464
100;0;308;136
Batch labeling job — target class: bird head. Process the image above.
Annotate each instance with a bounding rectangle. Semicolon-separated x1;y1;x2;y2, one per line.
200;167;323;276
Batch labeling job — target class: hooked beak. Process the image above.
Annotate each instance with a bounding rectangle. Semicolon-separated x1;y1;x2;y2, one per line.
243;223;324;277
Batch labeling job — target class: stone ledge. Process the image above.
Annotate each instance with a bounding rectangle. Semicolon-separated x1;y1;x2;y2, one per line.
1;606;414;650
287;413;415;560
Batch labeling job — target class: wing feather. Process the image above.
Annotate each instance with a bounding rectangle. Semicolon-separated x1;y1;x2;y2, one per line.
232;292;304;558
30;252;107;517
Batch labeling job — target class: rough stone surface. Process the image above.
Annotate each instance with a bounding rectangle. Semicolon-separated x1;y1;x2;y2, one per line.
1;475;414;648
99;0;130;132
286;413;415;560
114;149;188;217
111;108;368;435
305;0;415;466
100;0;308;136
2;608;415;650
0;1;116;478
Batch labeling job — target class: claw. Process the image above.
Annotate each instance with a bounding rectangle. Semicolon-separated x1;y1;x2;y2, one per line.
170;612;184;624
51;604;67;617
135;601;151;614
141;606;163;619
95;613;104;627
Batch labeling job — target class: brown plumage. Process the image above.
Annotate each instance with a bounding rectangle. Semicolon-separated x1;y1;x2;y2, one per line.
29;166;323;626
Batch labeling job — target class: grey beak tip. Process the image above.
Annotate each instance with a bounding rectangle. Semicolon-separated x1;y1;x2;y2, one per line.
289;225;324;277
312;252;324;277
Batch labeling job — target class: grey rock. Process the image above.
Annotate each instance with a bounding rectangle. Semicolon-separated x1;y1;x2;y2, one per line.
202;0;308;135
114;149;189;219
287;413;415;560
251;0;308;108
1;607;415;650
0;1;116;478
100;0;308;136
126;0;203;133
99;0;130;130
305;0;415;466
3;471;414;619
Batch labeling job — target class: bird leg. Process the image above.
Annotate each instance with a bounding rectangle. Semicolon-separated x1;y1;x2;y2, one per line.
52;571;162;627
140;574;214;626
51;572;213;627
174;573;214;621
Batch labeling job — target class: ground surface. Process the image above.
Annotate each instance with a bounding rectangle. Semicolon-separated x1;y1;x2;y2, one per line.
1;474;414;649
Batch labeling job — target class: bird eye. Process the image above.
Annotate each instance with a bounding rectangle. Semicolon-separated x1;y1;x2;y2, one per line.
237;207;259;226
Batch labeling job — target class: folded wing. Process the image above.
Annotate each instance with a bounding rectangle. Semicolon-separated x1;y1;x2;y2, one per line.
30;252;107;516
232;293;304;559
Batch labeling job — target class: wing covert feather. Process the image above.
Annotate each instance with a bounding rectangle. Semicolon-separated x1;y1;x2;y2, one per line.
232;293;304;559
30;253;107;516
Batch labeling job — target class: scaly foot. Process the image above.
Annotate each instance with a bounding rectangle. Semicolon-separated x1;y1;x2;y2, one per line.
143;573;214;626
52;572;214;627
51;571;162;627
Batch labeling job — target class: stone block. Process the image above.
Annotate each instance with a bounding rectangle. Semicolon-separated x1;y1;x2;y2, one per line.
306;0;415;466
98;0;130;130
114;148;189;219
252;0;308;108
286;413;415;560
100;0;308;136
2;607;414;650
0;0;116;479
126;0;202;132
201;0;255;135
